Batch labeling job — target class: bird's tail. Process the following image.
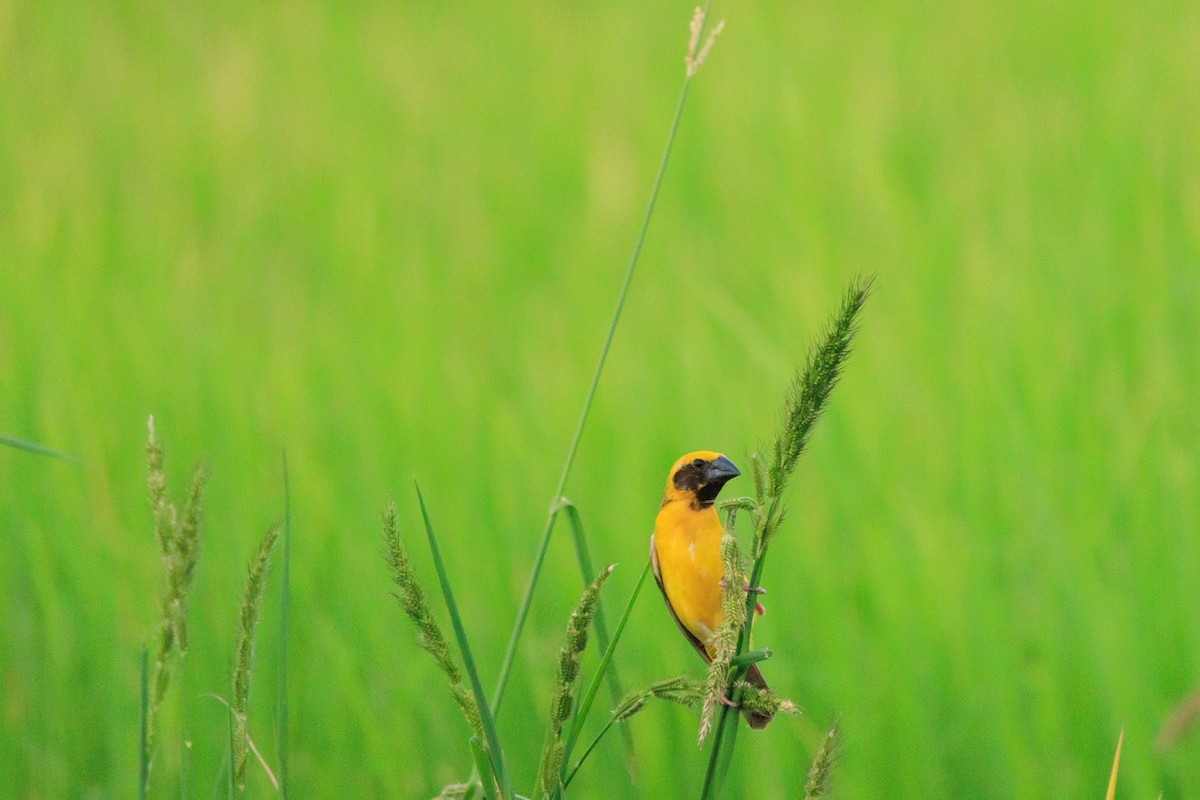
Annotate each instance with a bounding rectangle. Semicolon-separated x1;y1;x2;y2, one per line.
742;664;773;729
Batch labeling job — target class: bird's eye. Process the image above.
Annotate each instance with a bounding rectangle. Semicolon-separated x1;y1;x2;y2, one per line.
692;458;705;468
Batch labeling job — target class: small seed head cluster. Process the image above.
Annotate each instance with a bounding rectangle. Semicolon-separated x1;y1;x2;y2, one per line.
382;503;483;742
232;523;280;788
803;723;842;800
538;564;616;794
144;416;206;763
685;7;726;77
738;683;800;718
613;675;703;723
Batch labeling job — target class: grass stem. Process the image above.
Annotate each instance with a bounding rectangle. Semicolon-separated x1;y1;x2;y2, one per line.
276;453;291;800
488;1;713;718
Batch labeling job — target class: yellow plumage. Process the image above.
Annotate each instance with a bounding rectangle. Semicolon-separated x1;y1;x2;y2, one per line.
650;450;773;729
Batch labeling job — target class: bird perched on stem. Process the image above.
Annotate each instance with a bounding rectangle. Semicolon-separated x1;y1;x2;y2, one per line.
650;451;772;729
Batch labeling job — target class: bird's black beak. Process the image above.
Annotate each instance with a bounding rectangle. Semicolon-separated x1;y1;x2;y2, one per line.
705;455;741;485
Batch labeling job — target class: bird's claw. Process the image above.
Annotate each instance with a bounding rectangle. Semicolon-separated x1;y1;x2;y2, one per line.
718;692;739;709
718;578;766;595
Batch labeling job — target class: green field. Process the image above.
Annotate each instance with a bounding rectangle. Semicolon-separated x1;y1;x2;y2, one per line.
3;1;1200;797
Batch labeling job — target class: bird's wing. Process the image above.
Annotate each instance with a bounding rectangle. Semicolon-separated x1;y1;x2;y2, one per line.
649;532;712;665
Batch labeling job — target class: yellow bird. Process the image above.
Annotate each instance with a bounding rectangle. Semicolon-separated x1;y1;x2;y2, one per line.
650;451;772;729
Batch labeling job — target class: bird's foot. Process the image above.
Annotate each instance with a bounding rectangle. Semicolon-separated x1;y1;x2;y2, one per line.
718;692;739;709
718;578;767;595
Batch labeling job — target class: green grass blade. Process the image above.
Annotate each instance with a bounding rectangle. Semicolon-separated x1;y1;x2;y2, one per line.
415;482;512;800
276;452;291;800
488;2;711;718
468;737;497;800
561;562;650;777
0;433;81;464
559;500;636;777
138;647;149;800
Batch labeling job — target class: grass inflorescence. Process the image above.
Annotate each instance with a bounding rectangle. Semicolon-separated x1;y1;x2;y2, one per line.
536;564;616;796
803;723;841;800
143;416;207;791
382;501;483;743
232;523;281;789
700;278;872;799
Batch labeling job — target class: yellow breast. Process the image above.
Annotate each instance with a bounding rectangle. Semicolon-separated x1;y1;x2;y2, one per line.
653;499;725;651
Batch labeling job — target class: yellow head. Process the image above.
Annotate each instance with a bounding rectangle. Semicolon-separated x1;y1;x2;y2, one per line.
662;450;741;508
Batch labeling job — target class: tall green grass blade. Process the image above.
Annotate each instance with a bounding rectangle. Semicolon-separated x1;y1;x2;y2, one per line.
560;562;650;779
276;453;291;800
0;433;81;464
468;738;497;800
138;647;149;800
415;482;513;800
488;2;714;718
558;500;636;777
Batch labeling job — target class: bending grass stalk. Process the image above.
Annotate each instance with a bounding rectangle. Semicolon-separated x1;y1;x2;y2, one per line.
558;500;636;774
276;453;291;800
563;676;703;790
232;524;281;790
488;0;717;719
415;482;514;800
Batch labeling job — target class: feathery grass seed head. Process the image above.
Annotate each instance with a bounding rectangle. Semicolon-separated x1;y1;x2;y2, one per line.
382;503;483;742
684;7;725;77
803;723;841;800
232;523;280;789
537;563;616;795
768;278;872;502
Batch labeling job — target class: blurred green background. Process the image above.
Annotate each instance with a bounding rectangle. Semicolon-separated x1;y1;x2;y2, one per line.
3;0;1199;797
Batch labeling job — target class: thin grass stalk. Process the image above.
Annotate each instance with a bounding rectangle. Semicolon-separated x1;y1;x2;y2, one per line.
232;524;281;790
138;647;149;800
488;0;716;718
179;653;190;800
415;483;513;800
563;676;702;789
276;453;291;800
558;500;636;775
226;703;235;800
0;432;81;463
